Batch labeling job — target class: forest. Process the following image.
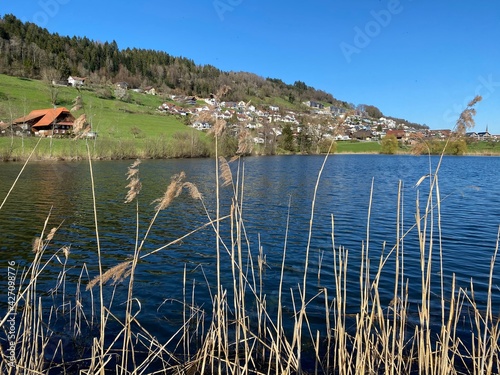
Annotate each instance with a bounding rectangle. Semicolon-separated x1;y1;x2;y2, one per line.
0;14;351;107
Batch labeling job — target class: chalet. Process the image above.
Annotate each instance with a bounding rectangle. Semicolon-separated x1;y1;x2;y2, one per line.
68;76;86;87
385;129;406;140
143;86;157;95
351;129;373;140
12;107;75;136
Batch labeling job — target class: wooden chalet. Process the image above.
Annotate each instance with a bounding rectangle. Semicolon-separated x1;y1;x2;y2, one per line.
13;108;75;136
386;129;406;139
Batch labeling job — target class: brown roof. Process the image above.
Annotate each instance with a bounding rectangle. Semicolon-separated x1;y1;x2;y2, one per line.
13;108;75;128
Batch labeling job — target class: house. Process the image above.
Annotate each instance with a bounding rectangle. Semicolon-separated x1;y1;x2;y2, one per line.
52;79;69;86
427;129;452;139
476;131;491;141
303;101;324;109
12;107;75;136
330;106;347;115
351;129;373;140
385;129;406;140
68;76;86;87
0;121;9;134
143;86;157;95
0;120;29;135
115;82;129;90
184;97;197;105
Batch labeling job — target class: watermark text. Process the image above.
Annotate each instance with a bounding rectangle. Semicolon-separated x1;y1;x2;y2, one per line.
213;0;243;21
33;0;70;26
6;261;17;368
340;0;410;63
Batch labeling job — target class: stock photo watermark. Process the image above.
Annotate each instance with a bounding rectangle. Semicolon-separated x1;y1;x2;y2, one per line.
33;0;69;27
5;260;17;368
340;0;412;63
213;0;243;21
443;74;500;123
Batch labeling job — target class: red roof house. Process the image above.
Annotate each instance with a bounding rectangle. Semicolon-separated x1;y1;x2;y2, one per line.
13;107;75;136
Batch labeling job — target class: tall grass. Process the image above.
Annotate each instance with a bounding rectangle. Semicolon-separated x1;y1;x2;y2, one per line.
0;137;499;374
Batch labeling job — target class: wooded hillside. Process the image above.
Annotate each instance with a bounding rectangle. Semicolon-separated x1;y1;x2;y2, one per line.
0;14;349;107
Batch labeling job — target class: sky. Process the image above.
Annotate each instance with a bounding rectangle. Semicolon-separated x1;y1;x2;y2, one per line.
2;0;500;134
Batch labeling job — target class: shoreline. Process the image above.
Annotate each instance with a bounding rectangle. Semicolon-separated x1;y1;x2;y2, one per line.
2;150;499;163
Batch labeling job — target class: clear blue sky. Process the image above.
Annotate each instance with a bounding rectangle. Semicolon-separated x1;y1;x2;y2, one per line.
2;1;500;133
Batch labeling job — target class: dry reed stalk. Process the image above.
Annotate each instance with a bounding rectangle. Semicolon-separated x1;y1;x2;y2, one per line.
86;142;107;375
121;159;143;374
0;136;42;211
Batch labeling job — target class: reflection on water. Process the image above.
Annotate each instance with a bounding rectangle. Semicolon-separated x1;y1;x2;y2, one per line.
0;155;499;347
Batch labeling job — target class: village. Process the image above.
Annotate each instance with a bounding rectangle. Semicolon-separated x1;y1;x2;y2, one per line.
157;94;497;145
0;76;497;147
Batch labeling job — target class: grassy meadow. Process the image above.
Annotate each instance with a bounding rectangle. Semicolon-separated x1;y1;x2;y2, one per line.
1;74;499;161
0;74;212;160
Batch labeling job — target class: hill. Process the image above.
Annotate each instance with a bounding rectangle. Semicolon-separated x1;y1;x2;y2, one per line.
0;13;424;127
0;73;214;160
0;14;351;110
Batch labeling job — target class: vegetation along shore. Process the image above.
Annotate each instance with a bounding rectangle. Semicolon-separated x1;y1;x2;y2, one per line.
1;73;499;161
1;15;499;161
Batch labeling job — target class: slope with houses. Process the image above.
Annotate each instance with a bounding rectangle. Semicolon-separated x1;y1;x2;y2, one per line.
1;76;497;145
156;94;498;145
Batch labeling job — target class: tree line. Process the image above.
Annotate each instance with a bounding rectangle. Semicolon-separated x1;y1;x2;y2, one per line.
0;14;349;107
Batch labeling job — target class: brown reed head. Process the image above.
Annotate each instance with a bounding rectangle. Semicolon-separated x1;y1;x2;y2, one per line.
153;172;186;211
86;260;132;290
125;159;142;203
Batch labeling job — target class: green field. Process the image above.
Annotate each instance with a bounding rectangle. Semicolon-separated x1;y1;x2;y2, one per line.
1;74;499;160
467;140;500;154
335;140;382;153
0;74;213;160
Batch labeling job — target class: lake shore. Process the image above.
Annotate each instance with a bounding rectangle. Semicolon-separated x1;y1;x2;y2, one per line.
1;136;499;162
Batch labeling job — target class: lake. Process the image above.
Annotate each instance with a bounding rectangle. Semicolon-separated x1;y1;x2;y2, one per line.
1;154;499;370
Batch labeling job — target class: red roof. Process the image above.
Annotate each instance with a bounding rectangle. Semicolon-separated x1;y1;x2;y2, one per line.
13;108;75;128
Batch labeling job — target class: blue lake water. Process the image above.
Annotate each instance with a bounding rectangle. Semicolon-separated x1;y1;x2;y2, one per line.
0;154;499;366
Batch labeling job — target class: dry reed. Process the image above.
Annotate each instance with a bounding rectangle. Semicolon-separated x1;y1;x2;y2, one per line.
1;102;499;374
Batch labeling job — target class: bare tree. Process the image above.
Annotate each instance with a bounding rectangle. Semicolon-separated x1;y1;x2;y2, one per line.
41;67;61;107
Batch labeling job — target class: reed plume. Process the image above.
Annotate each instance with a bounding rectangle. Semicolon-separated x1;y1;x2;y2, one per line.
218;156;232;187
45;227;57;242
153;172;186;211
86;260;132;290
125;159;142;203
32;236;42;253
183;182;202;200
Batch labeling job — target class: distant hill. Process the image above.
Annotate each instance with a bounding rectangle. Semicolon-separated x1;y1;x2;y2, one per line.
0;14;347;107
0;13;427;129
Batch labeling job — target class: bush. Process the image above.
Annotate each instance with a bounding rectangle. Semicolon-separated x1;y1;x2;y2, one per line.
167;131;211;158
380;134;398;154
317;138;337;154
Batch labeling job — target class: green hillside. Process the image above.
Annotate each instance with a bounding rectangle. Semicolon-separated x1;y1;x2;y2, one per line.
0;74;212;160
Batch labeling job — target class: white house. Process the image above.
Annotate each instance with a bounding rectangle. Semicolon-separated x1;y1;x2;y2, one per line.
68;76;85;87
